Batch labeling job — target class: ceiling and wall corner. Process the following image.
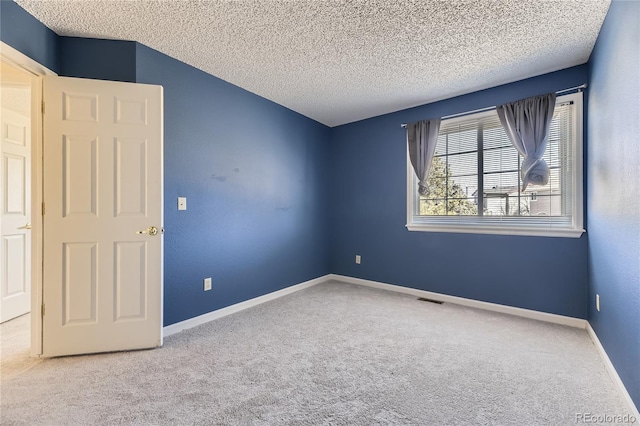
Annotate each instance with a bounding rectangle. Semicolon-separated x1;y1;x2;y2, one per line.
15;0;610;127
0;0;59;73
58;37;137;83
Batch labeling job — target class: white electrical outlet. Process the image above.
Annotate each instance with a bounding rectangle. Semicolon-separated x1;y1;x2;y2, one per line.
596;294;600;312
355;255;361;264
204;277;212;291
178;197;187;211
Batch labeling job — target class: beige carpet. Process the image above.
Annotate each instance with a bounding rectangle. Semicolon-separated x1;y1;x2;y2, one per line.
0;281;633;425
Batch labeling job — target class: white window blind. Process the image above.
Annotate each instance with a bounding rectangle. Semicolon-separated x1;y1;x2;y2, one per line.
406;92;584;238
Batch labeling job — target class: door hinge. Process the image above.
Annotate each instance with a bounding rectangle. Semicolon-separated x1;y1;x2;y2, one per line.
41;101;45;114
42;202;45;215
41;304;45;316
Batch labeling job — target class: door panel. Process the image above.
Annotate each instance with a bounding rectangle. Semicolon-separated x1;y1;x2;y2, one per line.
3;234;25;295
62;242;97;325
43;76;163;357
4;154;25;213
62;135;98;217
114;241;147;321
1;107;31;323
115;138;147;216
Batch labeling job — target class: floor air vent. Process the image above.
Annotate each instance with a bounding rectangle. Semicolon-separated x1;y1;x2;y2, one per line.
417;297;443;304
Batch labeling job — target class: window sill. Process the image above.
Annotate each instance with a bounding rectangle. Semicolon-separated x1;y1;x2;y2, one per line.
405;223;585;238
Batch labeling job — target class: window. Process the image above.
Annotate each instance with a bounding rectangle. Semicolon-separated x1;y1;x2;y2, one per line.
406;92;584;237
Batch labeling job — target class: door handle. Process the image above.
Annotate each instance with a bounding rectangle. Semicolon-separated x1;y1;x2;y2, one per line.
18;223;32;230
136;226;159;236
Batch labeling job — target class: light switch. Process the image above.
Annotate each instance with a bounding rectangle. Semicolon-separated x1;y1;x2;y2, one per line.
178;197;187;211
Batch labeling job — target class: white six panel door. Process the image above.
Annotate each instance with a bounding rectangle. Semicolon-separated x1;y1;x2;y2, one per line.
1;108;31;323
43;76;163;357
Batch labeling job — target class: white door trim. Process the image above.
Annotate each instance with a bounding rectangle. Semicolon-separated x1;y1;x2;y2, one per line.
1;41;56;356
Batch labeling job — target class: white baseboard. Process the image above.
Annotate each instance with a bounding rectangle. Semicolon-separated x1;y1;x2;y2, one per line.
328;274;587;329
163;274;330;337
586;323;640;419
165;273;586;338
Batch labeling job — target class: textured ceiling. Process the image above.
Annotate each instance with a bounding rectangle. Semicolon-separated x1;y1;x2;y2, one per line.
17;0;610;127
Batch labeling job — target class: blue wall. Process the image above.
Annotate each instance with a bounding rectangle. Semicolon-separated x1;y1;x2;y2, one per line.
0;0;59;73
329;66;589;319
587;0;640;409
135;44;330;325
59;37;136;83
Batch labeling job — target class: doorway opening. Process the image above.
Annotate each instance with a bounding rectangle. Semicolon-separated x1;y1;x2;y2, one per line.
1;58;33;324
1;42;53;359
0;58;37;372
1;42;164;360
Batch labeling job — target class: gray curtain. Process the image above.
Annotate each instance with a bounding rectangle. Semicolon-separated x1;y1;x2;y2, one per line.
496;93;556;191
407;118;442;196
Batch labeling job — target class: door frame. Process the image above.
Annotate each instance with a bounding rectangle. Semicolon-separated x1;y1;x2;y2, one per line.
1;41;56;356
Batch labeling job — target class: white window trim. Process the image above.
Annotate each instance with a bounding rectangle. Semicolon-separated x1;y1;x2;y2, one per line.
406;92;585;238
